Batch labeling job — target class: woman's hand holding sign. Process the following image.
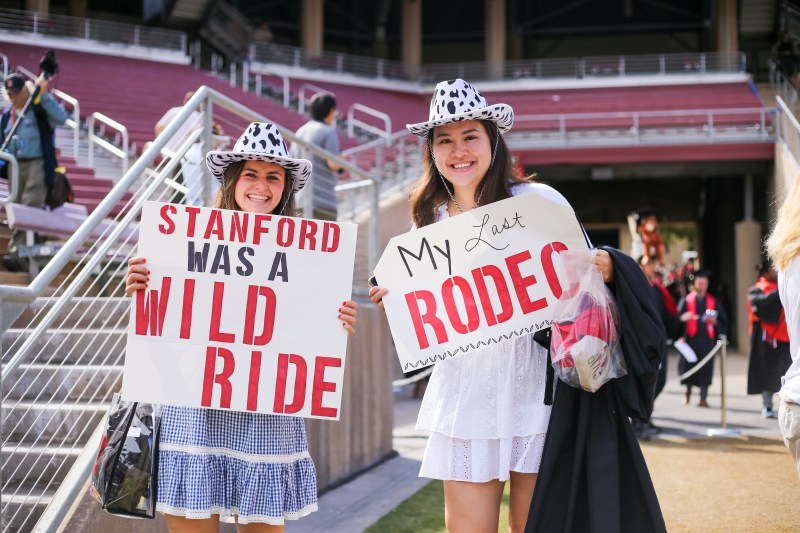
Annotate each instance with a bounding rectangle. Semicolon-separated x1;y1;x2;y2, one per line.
369;284;388;312
125;257;148;296
339;301;359;334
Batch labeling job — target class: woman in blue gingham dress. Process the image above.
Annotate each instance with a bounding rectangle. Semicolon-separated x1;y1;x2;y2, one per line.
125;122;358;531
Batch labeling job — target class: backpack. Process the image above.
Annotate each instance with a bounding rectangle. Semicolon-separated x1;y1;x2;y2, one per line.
45;166;73;209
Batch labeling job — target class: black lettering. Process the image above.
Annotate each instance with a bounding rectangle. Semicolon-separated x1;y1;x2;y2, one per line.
187;241;210;272
236;247;254;276
211;245;231;275
268;252;289;282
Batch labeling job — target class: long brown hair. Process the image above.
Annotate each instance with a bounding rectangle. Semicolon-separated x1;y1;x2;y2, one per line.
409;120;525;227
213;160;297;216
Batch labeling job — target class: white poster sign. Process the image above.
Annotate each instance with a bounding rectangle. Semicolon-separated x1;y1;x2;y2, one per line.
373;193;589;372
122;201;357;420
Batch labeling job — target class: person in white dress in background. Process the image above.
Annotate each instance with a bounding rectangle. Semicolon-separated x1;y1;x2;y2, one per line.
370;79;614;533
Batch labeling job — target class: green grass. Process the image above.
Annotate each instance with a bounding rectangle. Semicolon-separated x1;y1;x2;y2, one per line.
365;480;511;533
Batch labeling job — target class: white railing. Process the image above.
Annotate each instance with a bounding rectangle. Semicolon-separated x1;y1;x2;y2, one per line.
0;87;383;532
776;95;800;164
509;107;773;149
87;112;129;175
0;151;19;204
347;103;392;143
0;8;187;54
251;42;746;83
17;66;80;158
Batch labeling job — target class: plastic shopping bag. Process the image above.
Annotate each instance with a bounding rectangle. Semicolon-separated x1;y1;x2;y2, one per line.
90;394;161;519
550;250;627;392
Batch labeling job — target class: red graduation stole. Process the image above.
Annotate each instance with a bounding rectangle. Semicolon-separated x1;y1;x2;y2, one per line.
686;291;715;339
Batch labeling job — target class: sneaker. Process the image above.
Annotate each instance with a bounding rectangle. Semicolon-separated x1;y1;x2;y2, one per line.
762;407;776;418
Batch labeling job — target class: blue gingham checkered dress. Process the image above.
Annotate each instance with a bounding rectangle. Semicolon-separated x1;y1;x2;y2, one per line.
156;406;318;525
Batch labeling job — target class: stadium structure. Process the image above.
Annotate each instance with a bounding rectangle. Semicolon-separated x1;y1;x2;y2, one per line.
0;0;794;530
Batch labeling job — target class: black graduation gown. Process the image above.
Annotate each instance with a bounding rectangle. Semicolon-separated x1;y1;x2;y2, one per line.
747;287;792;394
525;247;666;533
676;294;728;387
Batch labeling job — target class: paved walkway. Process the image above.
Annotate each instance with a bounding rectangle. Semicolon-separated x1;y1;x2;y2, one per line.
283;349;782;532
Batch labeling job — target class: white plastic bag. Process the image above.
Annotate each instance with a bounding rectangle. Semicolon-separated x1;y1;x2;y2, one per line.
550;250;627;392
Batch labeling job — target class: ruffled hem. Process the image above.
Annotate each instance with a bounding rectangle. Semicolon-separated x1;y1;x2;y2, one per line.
420;432;547;483
157;503;318;525
157;447;317;522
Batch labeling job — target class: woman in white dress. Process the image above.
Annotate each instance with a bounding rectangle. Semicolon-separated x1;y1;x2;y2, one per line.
370;79;614;532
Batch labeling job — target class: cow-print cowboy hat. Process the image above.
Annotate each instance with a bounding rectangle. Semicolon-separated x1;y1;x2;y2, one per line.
206;122;312;192
406;78;514;137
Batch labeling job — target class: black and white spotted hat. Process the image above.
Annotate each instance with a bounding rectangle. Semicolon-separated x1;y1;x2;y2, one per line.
206;122;312;191
406;79;514;137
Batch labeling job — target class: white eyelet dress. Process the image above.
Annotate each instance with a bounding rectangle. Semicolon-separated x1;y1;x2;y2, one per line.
156;407;317;525
416;182;572;482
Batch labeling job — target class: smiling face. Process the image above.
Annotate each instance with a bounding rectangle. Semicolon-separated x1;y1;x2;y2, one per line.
233;160;287;214
431;119;492;198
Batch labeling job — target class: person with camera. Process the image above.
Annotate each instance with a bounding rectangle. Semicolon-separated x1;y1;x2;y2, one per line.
677;270;729;407
0;71;67;271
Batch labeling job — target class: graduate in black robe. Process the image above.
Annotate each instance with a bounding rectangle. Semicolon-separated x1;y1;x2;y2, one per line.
525;247;666;533
676;270;728;407
747;264;792;418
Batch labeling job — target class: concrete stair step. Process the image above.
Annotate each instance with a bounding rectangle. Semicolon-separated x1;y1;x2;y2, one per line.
2;483;56;533
2;329;127;365
3;363;122;401
11;297;130;329
1;442;82;486
1;400;107;444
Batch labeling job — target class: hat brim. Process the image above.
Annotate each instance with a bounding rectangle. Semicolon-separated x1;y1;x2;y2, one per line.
205;151;312;192
406;103;514;137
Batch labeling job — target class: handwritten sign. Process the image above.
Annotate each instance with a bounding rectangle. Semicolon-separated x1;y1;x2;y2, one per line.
373;191;588;371
121;201;357;420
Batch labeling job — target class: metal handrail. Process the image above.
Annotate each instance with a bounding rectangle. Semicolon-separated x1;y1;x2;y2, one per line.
0;87;381;532
509;106;773;148
87;112;129;175
776;95;800;164
251;42;746;83
347;103;392;143
17;66;80;159
0;7;187;55
297;82;334;115
0;52;8;79
0;151;19;204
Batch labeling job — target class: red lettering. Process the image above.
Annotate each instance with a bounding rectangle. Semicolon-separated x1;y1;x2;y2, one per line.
134;277;171;336
185;206;201;237
276;217;294;247
247;351;262;411
299;219;318;250
254;214;271;245
201;346;234;408
405;290;449;349
541;242;569;299
243;285;277;346
158;204;176;235
204;209;225;240
209;282;235;343
273;353;307;414
179;278;195;339
230;211;249;243
506;251;547;314
311;356;341;418
322;222;340;252
471;265;513;326
442;276;479;334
